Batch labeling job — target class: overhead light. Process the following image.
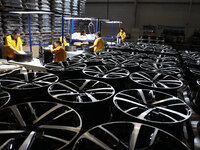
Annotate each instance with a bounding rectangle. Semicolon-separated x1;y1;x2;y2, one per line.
106;21;122;24
64;17;96;21
8;11;55;14
100;19;110;22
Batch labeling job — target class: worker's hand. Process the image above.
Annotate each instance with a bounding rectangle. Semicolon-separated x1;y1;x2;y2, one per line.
18;50;26;54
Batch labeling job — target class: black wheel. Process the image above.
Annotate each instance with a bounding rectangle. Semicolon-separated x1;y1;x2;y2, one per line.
83;66;129;79
45;61;86;79
83;65;130;91
102;59;139;73
0;72;59;102
0;101;82;150
129;71;183;95
113;89;191;124
48;79;115;131
69;54;103;66
48;79;115;104
140;62;181;75
73;122;190;150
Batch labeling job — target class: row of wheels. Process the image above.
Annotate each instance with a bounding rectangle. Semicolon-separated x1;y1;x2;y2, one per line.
0;43;194;149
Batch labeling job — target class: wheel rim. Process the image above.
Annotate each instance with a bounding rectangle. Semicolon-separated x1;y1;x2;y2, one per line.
130;71;183;90
83;65;130;79
48;79;115;103
0;90;10;108
0;72;59;90
197;79;200;86
45;61;86;72
73;122;190;150
0;101;82;150
114;89;191;124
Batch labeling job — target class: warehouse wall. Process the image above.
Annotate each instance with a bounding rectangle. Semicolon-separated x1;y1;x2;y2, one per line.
86;0;200;40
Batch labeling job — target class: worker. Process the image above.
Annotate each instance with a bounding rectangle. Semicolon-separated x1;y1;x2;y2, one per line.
5;29;25;60
50;39;67;62
117;28;126;43
81;30;87;37
60;36;69;47
90;32;104;53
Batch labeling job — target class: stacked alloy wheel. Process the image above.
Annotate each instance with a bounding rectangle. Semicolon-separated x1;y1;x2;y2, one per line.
45;61;87;80
48;79;115;130
129;71;183;96
0;72;59;102
83;65;130;91
0;102;82;150
73;122;191;150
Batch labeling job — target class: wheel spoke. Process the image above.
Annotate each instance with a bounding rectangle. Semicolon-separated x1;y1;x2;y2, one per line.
138;108;154;119
137;89;147;104
19;131;36;150
10;106;26;127
85;93;98;102
43;134;70;145
39;125;80;133
81;132;112;150
129;123;141;150
115;97;147;108
33;104;63;124
156;107;188;119
56;82;78;93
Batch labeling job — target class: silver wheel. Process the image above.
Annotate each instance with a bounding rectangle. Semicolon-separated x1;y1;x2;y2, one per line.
113;89;191;124
73;122;190;150
83;66;130;79
0;101;82;150
48;79;115;103
0;72;59;90
130;71;183;90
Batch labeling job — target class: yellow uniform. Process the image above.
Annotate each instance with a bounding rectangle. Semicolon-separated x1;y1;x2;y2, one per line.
60;37;69;47
5;35;23;59
93;38;104;53
117;32;126;42
53;46;67;62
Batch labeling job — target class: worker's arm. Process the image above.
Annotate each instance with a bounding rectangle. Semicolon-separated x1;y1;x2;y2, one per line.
20;45;24;51
89;39;98;49
50;47;54;53
8;46;20;53
89;44;96;49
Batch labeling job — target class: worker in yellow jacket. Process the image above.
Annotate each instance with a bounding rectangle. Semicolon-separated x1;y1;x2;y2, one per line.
5;29;25;60
117;28;126;42
90;32;104;53
51;39;67;62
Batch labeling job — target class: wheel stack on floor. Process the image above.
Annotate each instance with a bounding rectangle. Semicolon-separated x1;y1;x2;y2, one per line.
0;42;197;149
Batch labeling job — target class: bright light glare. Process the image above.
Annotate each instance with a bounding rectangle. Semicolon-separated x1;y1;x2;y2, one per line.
8;11;54;14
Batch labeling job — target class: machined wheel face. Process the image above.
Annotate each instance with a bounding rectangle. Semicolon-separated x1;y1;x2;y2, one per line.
0;72;59;90
83;66;130;79
73;122;190;150
0;102;82;150
0;90;10;108
48;79;115;103
45;61;86;72
130;72;183;90
114;89;191;124
102;59;139;68
140;62;180;75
